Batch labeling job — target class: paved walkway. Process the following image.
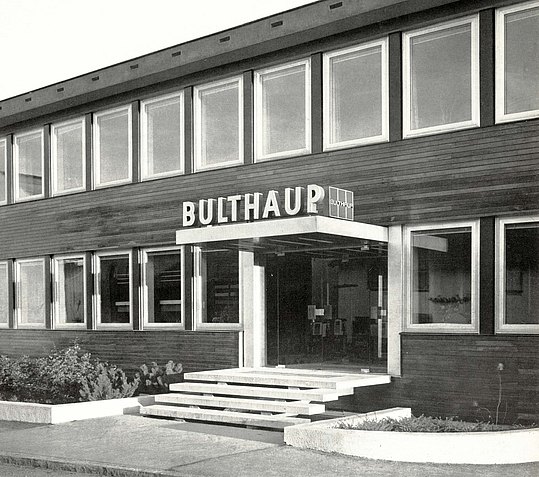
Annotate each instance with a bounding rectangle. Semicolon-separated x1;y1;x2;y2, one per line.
0;415;538;477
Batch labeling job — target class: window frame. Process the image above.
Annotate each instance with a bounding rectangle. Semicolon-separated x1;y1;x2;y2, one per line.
0;137;7;206
52;254;87;329
402;15;480;139
13;128;45;202
140;91;185;181
93;250;133;329
495;215;539;334
403;220;480;333
323;38;389;151
193;76;244;173
51;117;86;196
193;247;243;331
495;0;539;124
15;257;47;329
141;246;185;330
0;260;9;329
254;58;312;162
92;105;133;189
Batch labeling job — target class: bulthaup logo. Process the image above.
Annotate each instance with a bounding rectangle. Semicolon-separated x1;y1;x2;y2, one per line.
328;187;354;221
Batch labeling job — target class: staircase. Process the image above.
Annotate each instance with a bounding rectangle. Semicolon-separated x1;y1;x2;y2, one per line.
140;367;391;429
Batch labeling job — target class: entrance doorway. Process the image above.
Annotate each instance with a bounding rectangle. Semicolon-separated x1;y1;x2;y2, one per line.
266;247;387;371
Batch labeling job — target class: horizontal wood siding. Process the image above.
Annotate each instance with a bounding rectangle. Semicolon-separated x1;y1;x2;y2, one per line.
0;330;239;374
0;119;538;259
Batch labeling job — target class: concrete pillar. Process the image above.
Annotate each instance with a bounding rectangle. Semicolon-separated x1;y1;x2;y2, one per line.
387;225;403;376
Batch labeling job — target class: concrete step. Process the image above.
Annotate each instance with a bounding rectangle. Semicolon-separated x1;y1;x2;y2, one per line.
154;393;325;415
140;404;309;429
169;382;350;401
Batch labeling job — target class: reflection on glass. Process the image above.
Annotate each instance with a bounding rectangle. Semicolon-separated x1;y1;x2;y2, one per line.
15;131;43;199
0;262;8;325
53;120;84;193
98;255;130;324
17;260;45;326
95;109;130;185
55;257;85;325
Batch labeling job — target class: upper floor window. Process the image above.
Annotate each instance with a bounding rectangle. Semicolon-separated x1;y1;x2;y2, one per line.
141;92;184;180
53;254;87;329
496;1;539;123
194;77;243;172
403;16;479;138
93;105;132;188
496;216;539;334
15;258;47;328
51;118;86;195
323;39;389;150
0;138;6;205
0;261;8;328
14;129;44;202
255;59;311;161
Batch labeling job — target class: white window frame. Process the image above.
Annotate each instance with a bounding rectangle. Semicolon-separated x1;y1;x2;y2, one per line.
254;58;312;162
93;250;133;329
140;91;184;180
193;247;243;331
52;254;87;329
51;117;86;196
193;76;244;172
495;1;539;123
0;260;9;328
13;128;45;202
403;15;480;138
141;246;184;330
15;257;47;329
323;38;389;151
93;105;133;189
403;220;480;333
0;137;7;206
495;215;539;334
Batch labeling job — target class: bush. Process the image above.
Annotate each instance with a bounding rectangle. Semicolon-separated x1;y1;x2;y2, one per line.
136;360;183;394
80;362;139;401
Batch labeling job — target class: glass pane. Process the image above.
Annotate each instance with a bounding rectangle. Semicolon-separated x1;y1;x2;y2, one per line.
260;64;307;156
0;263;8;325
505;223;539;324
409;24;472;130
143;97;182;177
504;7;539;115
96;110;130;184
17;260;45;326
99;255;130;324
54;121;84;193
199;82;240;168
328;46;383;144
411;228;472;324
200;250;239;324
16;132;43;199
55;257;85;325
0;141;6;203
145;250;182;324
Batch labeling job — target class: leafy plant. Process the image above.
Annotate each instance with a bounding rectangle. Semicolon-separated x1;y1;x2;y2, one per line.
80;362;140;401
136;360;183;394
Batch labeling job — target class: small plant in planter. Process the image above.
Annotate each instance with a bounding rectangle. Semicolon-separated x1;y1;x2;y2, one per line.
136;360;183;394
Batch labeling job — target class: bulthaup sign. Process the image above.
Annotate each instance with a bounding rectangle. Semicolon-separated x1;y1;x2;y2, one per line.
181;185;354;227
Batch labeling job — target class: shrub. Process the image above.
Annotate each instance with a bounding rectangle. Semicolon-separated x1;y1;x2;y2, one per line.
136;360;183;394
80;362;140;401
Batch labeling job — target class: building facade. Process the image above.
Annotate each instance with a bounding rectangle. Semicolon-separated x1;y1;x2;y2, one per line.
0;0;538;421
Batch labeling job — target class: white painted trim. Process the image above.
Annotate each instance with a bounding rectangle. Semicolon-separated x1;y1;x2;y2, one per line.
177;216;388;245
495;215;539;334
0;137;7;205
0;261;9;328
52;254;87;330
15;257;47;329
13;128;45;202
387;225;403;376
495;1;539;124
323;38;389;151
402;15;480;138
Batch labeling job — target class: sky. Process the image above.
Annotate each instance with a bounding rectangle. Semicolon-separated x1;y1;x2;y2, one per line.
0;0;315;101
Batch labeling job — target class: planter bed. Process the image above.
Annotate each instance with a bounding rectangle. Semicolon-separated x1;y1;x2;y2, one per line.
284;407;539;464
0;396;155;424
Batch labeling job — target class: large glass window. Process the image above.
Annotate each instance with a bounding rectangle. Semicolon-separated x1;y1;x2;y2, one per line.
53;255;86;328
403;16;479;137
14;129;44;201
0;261;9;327
496;217;539;333
405;222;479;332
323;39;389;150
496;1;539;122
93;106;132;187
255;59;311;161
194;77;243;171
0;138;6;205
142;247;183;328
195;248;240;328
51;118;85;195
95;252;131;327
141;92;184;180
15;258;46;328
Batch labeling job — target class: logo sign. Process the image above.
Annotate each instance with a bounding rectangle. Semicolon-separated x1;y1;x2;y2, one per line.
328;186;354;221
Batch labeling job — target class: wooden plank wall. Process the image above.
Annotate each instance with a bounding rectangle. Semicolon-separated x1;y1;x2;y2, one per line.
0;330;240;374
